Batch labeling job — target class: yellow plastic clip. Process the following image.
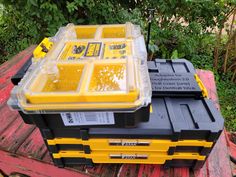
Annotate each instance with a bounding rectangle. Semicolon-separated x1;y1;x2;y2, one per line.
194;74;208;98
150;104;153;113
33;38;53;59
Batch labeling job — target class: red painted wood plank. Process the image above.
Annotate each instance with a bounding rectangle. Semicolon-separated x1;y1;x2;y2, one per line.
83;164;120;177
42;151;91;176
0;150;89;177
206;132;231;177
196;70;219;109
0;45;35;73
160;168;171;177
225;131;236;176
226;131;236;158
41;151;53;164
118;164;139;177
0;82;13;104
0;115;35;152
172;168;189;177
117;164;171;177
0;46;35;105
137;165;161;177
0;53;31;95
16;128;48;160
194;70;232;177
0;104;18;134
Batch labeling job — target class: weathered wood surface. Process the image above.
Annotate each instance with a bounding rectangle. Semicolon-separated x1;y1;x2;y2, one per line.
0;46;233;177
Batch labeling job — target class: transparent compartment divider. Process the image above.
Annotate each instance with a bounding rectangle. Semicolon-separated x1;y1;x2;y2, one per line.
125;22;132;38
95;26;103;40
133;36;147;60
78;61;94;94
127;56;136;93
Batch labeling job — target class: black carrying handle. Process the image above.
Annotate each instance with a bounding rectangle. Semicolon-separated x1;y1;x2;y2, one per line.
11;55;32;85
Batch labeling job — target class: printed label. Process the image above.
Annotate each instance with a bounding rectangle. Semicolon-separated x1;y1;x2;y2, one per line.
61;112;115;126
109;139;150;146
110;154;148;159
59;42;88;61
84;42;101;57
150;73;201;92
103;41;131;59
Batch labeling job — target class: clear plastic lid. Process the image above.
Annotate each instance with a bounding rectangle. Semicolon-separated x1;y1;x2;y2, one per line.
8;22;151;113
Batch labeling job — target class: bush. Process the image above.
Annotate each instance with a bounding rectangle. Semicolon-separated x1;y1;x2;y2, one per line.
0;0;234;65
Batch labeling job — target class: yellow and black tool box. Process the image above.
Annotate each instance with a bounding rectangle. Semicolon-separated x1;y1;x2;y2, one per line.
8;23;224;170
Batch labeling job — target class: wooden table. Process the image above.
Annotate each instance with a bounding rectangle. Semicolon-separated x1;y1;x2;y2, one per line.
0;46;233;177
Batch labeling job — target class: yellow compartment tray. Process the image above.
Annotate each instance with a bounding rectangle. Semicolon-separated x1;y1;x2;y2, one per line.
25;59;139;104
52;151;206;164
47;138;213;152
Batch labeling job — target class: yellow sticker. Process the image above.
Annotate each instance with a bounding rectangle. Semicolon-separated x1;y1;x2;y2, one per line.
103;41;131;59
60;42;87;61
85;42;101;57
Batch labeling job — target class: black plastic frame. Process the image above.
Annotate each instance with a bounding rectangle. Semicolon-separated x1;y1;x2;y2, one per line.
19;104;150;128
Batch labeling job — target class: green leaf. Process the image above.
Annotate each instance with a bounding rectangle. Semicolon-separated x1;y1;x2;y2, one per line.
28;0;38;7
171;50;178;59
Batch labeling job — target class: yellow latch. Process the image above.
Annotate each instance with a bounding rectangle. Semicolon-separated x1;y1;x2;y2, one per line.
194;74;208;98
33;38;53;59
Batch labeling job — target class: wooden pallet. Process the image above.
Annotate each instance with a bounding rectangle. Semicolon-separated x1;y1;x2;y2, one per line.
0;46;233;177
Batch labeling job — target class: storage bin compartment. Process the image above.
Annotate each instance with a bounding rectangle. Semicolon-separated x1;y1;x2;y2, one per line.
42;64;84;92
102;26;126;38
25;64;85;103
75;26;97;39
89;63;127;92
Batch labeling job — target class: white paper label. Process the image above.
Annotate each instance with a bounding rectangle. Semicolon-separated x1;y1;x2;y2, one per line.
61;112;115;126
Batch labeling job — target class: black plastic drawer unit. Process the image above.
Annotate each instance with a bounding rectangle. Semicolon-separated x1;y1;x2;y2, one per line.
40;97;224;142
